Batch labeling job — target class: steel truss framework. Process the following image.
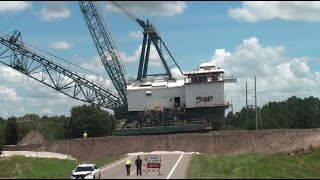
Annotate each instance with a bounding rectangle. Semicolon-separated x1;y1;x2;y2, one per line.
0;31;126;113
109;1;184;81
79;1;127;107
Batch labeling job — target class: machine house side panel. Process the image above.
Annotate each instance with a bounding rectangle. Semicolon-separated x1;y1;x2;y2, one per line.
127;86;185;112
185;82;224;108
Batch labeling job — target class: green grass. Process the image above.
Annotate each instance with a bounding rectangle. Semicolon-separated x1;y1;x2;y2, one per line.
3;150;320;179
92;155;126;167
187;149;320;179
0;155;123;179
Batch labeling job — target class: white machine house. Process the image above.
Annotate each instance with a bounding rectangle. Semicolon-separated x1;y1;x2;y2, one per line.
126;62;236;130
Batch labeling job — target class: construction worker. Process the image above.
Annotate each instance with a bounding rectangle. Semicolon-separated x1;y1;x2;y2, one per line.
135;155;142;176
83;131;87;138
125;159;132;175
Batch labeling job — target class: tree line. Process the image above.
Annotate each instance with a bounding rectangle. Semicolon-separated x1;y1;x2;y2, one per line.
225;96;320;130
1;95;320;151
0;104;118;152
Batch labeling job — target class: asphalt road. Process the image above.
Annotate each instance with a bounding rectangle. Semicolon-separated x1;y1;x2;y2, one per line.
100;152;193;179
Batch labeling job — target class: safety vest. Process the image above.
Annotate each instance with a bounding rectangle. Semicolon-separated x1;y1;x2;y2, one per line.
125;159;132;165
83;132;87;138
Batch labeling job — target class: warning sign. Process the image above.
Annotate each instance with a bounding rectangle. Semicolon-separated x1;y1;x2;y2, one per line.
147;155;161;169
144;154;162;175
147;163;160;168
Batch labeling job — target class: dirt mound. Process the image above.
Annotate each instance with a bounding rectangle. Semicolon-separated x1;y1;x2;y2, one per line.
17;130;46;145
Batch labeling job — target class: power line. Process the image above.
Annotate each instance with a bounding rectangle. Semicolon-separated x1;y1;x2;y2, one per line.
22;41;112;81
0;3;113;85
0;1;25;22
0;3;32;33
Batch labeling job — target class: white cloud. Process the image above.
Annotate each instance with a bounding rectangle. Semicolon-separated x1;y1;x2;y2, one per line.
229;1;320;22
79;45;164;78
171;67;184;77
209;49;231;66
206;36;320;113
0;1;32;12
77;55;117;90
40;108;52;115
214;37;287;78
0;66;25;84
41;1;71;21
128;31;143;40
106;1;187;16
0;86;21;102
49;41;73;50
118;48;140;63
289;58;310;78
79;55;106;74
120;45;161;66
0;63;109;119
84;74;113;89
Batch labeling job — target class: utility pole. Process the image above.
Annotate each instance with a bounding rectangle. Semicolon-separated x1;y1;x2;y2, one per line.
231;99;233;113
245;81;248;124
259;110;262;129
246;82;248;108
255;76;258;130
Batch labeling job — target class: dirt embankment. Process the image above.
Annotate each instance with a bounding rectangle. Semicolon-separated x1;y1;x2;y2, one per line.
4;129;320;161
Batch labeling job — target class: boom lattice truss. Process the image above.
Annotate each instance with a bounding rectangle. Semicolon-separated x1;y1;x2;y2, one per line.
79;1;127;107
0;31;126;114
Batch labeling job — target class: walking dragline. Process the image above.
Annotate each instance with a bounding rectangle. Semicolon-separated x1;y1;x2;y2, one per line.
0;1;236;135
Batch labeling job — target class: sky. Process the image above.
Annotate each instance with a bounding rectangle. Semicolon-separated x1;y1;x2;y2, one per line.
0;1;320;118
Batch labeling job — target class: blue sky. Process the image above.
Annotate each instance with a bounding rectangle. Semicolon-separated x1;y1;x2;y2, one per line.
0;1;320;118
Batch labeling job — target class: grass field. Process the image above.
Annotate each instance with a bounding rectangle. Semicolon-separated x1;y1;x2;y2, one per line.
187;149;320;179
0;155;123;179
2;150;320;179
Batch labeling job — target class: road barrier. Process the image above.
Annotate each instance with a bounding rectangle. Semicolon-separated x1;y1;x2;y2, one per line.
143;154;161;175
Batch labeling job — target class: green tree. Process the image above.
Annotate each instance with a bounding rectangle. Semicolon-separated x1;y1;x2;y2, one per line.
0;120;5;154
41;115;49;120
226;96;320;130
19;113;40;121
65;104;117;138
5;116;19;145
0;117;4;123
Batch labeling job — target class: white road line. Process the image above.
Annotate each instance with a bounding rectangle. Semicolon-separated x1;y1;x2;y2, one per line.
101;156;134;172
130;171;136;175
166;153;184;179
